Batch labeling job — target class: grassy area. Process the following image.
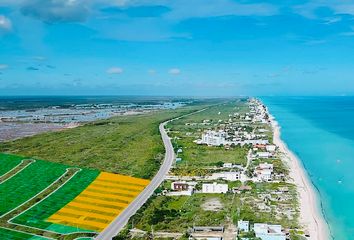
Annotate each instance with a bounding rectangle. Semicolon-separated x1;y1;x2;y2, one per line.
167;99;249;131
166;100;249;174
130;194;228;232
0;103;213;179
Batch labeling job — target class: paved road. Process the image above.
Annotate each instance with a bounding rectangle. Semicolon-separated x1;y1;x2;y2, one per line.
96;109;206;240
95;120;175;240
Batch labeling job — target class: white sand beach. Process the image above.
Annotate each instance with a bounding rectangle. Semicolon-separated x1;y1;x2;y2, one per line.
271;116;330;240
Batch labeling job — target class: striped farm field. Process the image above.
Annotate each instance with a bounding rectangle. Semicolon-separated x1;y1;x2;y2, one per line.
0;153;25;176
47;172;150;232
0;153;150;239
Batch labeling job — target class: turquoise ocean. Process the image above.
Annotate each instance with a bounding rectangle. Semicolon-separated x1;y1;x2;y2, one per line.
262;96;354;240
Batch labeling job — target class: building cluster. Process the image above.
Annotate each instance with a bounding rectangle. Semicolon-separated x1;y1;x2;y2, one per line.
195;99;271;148
237;220;287;240
195;129;269;147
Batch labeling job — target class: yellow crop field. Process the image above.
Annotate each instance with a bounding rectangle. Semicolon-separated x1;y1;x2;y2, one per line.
47;172;150;232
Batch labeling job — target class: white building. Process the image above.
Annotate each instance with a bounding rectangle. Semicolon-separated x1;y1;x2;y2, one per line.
201;130;227;146
209;172;240;181
255;163;274;182
202;182;228;193
259;163;273;170
266;145;276;152
257;152;272;158
237;220;249;232
223;163;233;168
253;223;286;240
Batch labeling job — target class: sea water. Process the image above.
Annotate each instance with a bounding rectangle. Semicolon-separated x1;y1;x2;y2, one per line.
262;96;354;240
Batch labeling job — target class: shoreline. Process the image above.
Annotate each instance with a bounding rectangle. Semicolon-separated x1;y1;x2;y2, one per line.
270;115;330;240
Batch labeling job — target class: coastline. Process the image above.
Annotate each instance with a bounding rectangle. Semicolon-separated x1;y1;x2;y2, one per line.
270;115;330;240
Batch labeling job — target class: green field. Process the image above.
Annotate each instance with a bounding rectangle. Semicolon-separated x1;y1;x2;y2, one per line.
0;104;214;179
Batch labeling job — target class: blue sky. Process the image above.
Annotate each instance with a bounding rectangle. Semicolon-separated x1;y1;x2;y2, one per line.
1;0;354;96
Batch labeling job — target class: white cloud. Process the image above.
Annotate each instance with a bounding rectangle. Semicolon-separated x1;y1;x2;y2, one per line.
165;0;279;20
168;68;180;75
102;0;279;19
148;69;156;74
21;0;90;23
107;67;123;74
0;15;12;32
0;64;9;70
33;56;46;61
294;1;354;19
340;26;354;36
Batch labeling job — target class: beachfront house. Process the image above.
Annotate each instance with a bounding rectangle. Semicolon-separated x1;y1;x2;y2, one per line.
266;145;276;152
254;163;274;182
253;223;286;240
202;182;228;193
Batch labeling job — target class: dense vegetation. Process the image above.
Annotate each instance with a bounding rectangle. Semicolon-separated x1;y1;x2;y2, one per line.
0;102;215;179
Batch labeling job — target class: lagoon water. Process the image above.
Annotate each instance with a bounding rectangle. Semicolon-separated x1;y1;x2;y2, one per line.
262;97;354;240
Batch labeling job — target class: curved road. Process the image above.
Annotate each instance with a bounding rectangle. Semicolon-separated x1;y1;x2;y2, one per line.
96;109;206;240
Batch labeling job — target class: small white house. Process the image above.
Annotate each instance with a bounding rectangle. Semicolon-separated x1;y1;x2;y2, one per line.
223;163;233;168
237;220;249;232
259;163;273;170
257;152;272;158
202;182;228;193
209;172;240;181
253;223;286;240
266;145;276;152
